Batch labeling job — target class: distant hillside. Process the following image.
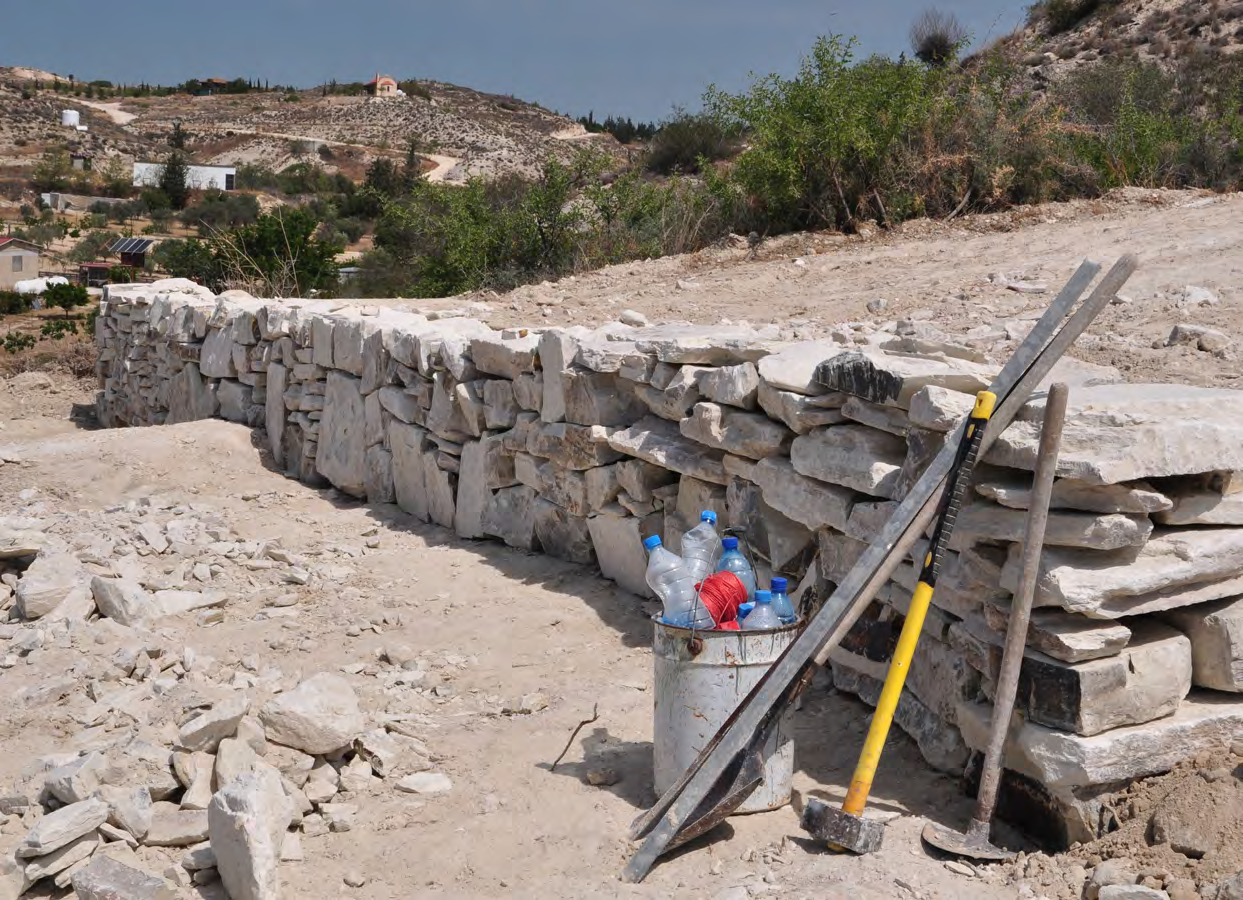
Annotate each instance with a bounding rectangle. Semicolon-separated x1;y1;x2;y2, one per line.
0;66;618;212
1007;0;1243;77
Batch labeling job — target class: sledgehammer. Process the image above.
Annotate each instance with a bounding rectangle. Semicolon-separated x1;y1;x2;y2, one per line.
801;389;998;854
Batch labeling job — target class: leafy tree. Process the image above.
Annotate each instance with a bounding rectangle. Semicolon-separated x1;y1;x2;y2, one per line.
364;158;406;198
44;283;90;318
69;231;115;264
32;149;74;192
181;190;260;234
214;208;339;296
159;150;191;210
153;239;219;285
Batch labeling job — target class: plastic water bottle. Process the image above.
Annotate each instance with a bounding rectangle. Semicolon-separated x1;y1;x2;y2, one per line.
742;590;782;630
770;577;797;625
681;511;721;584
643;536;714;629
714;537;757;600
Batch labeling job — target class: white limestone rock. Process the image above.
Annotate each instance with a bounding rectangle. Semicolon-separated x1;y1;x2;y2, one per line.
976;478;1172;515
208;767;293;900
986;384;1243;485
1016;622;1191;736
166;363;220;425
956;692;1243;791
389;422;431;522
756;382;848;434
199;328;237;379
315;371;367;498
907;385;974;432
698;362;760;409
953;503;1153;551
587;507;659;597
628;323;777;365
90;576;151;627
609;417;728;485
1002;529;1243;618
179;696;251;753
217;381;253;424
18;797;108;857
532;500;596;566
259;673;364;755
71;855;176;900
1162;597;1243;692
482;485;541;551
679;402;793;460
469;333;539;380
1155;489;1243;526
752;458;854;532
615;459;678;503
631;366;708;421
564;370;646;427
757;341;846;394
790;425;906;498
538;328;586;423
982;602;1132;663
16;551;87;620
144;805;209;846
265;363;288;467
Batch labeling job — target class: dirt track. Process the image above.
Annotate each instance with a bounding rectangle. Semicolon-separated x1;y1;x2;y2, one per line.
471;187;1241;389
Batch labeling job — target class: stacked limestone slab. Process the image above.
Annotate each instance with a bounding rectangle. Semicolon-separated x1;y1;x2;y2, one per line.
95;279;1243;845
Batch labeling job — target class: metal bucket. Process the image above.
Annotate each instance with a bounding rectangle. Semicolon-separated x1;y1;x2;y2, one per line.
652;620;800;814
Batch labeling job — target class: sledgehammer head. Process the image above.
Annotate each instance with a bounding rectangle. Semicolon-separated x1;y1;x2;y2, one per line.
800;798;886;854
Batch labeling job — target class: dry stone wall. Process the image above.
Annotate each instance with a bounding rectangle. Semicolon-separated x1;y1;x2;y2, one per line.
95;279;1243;845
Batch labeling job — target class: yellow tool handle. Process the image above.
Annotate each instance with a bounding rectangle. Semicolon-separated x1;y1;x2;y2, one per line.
842;582;934;814
840;389;996;818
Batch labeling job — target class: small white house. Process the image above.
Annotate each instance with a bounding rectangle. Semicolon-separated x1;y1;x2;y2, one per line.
133;162;237;191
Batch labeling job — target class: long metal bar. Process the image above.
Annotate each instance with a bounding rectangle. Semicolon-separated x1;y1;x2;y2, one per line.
973;381;1069;829
621;255;1136;882
625;257;1100;849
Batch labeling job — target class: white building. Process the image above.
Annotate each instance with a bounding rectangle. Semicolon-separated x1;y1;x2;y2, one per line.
133;162;237;191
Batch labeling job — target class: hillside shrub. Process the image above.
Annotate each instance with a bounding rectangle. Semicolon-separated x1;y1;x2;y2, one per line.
643;112;738;175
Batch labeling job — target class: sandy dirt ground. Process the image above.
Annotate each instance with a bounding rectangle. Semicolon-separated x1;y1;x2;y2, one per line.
455;187;1240;389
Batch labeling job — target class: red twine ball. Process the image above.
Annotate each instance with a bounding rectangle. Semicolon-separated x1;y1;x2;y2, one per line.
696;571;749;628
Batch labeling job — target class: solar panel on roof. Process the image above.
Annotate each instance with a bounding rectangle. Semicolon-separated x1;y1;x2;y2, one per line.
109;237;154;255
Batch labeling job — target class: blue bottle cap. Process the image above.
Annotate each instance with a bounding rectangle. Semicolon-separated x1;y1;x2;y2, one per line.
643;536;662;550
721;537;738;550
771;577;788;592
700;510;717;524
755;590;772;603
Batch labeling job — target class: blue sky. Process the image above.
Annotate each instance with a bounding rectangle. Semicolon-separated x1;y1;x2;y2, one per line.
2;1;1031;121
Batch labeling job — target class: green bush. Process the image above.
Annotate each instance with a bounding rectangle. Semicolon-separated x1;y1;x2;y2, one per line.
181;190;261;234
0;291;32;316
44;283;90;317
368;152;728;297
40;319;79;340
3;332;37;354
644;112;738;176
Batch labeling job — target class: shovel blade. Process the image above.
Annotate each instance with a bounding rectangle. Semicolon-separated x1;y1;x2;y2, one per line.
921;820;1015;862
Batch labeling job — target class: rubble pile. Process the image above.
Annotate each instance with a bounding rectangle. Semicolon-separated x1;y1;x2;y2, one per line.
93;279;1243;844
0;494;453;899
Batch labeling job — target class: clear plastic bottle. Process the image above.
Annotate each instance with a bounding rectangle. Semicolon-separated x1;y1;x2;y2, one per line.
680;511;721;584
643;536;714;629
742;590;782;630
714;537;757;600
770;577;797;625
